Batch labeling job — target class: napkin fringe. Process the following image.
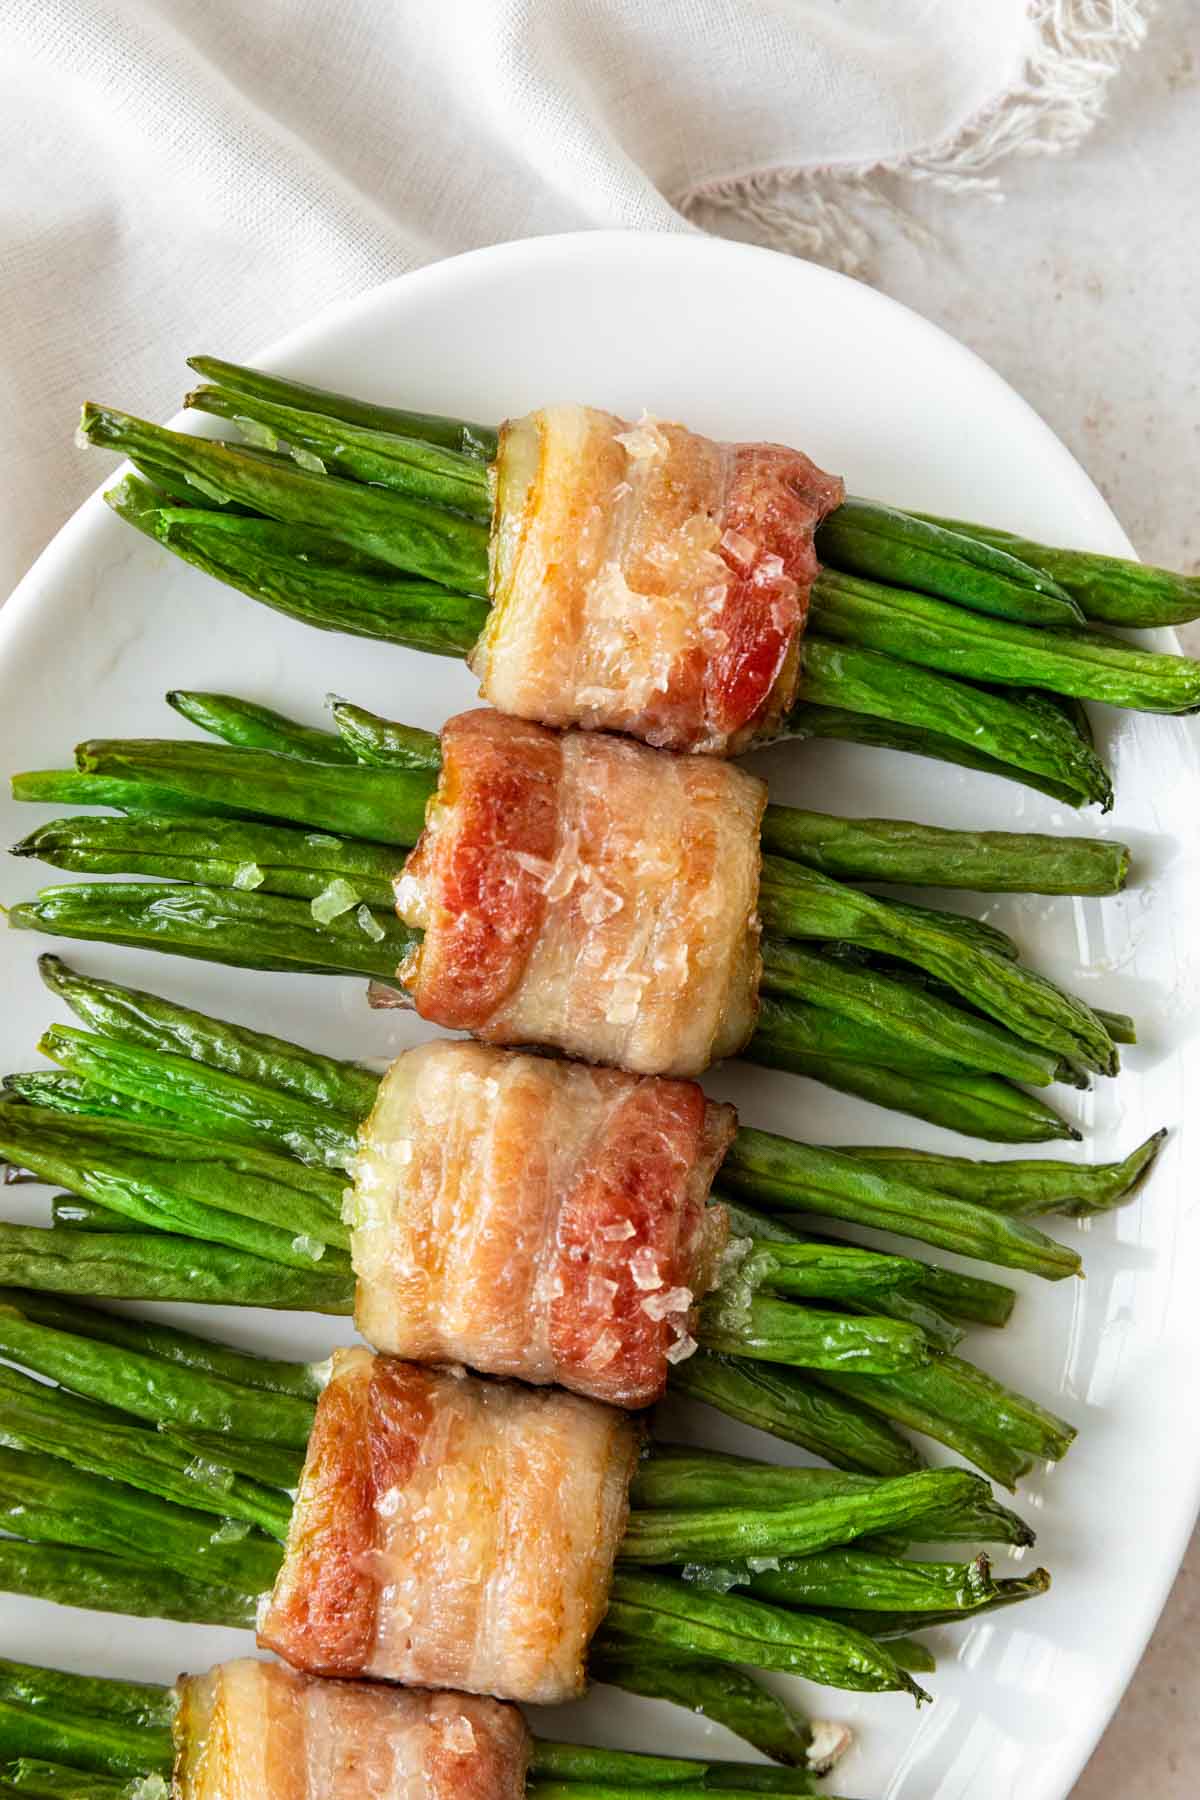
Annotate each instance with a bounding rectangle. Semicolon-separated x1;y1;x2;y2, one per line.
679;0;1154;273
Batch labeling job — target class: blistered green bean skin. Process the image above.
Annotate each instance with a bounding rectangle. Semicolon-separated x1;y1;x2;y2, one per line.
816;498;1080;624
758;805;1129;895
811;569;1200;713
605;1571;928;1701
916;511;1200;627
80;405;491;592
0;1538;257;1628
187;383;492;519
186;356;498;459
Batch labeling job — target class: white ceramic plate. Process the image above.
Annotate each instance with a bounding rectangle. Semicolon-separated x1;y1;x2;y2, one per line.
1;232;1197;1800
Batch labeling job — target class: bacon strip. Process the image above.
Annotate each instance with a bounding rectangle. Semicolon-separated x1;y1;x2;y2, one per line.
175;1658;530;1800
258;1351;639;1705
353;1040;733;1406
396;711;766;1077
471;404;844;753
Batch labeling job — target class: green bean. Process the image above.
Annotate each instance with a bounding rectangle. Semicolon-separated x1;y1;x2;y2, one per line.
80;405;491;591
718;1548;1002;1612
154;507;487;655
0;1539;256;1629
528;1784;825;1800
4;1759;155;1795
758;861;1116;1073
721;1240;924;1303
107;480;488;657
11;812;397;905
668;1352;923;1477
0;1224;354;1313
584;1653;819;1774
812;1566;1052;1639
718;1201;1015;1333
742;1024;1076;1143
915;513;1200;627
811;569;1200;712
7;884;413;984
784;701;1105;809
758;805;1128;894
6;1075;183;1133
0;1659;171;1730
38;1026;357;1170
187;383;491;519
0;1448;284;1591
840;1130;1165;1217
756;940;1059;1087
837;1289;960;1357
698;1294;928;1375
9;770;229;818
0;1294;316;1445
186;355;498;460
72;737;433;846
528;1783;816;1800
624;1468;988;1565
603;1572;928;1701
646;1448;1034;1549
797;639;1114;809
722;1127;1081;1276
1094;1007;1135;1045
527;1739;817;1790
0;1107;349;1269
328;696;444;769
161;1429;305;1492
165;688;353;761
815;498;1080;624
863;899;1019;960
813;1355;1075;1489
11;1070;306;1169
0;1704;169;1785
39;955;379;1118
901;1262;1015;1329
0;1287;323;1400
0;1368;292;1537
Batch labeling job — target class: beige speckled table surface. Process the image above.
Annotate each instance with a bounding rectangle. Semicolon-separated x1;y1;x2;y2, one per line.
859;14;1200;1795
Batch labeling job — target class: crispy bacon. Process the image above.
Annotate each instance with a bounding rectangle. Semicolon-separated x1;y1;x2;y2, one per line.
174;1658;530;1800
471;404;843;753
353;1040;733;1406
396;711;766;1077
258;1350;639;1705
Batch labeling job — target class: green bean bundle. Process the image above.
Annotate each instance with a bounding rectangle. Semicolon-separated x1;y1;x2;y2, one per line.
0;1293;1047;1753
8;689;1129;1142
76;361;1200;804
0;1650;844;1795
0;958;1107;1487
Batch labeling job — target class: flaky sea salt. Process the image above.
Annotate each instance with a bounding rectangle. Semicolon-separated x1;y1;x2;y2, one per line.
441;1715;477;1756
641;1285;692;1320
630;1246;663;1292
719;527;757;567
582;1328;621;1371
311;878;359;924
357;904;385;941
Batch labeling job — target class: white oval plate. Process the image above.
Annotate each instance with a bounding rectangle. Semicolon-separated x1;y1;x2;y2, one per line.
1;232;1197;1800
